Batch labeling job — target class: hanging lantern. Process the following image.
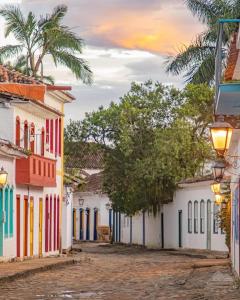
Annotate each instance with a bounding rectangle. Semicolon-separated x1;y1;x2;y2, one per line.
0;167;8;187
211;183;221;194
212;160;226;182
210;121;233;156
215;194;223;205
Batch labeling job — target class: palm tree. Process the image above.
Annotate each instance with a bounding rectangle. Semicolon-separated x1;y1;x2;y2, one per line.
0;5;92;84
166;0;240;84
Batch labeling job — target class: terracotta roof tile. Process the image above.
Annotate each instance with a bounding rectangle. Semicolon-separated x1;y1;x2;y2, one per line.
224;32;240;81
0;65;42;84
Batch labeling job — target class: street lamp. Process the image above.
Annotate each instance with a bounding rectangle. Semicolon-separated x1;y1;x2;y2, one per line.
210;121;233;157
212;160;226;182
0;167;8;187
215;194;223;205
211;182;221;194
105;202;111;210
78;198;84;207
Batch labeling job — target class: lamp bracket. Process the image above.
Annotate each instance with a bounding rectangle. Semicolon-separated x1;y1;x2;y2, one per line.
215;114;240;129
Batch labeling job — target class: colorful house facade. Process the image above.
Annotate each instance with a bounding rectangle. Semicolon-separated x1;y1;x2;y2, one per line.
0;65;74;259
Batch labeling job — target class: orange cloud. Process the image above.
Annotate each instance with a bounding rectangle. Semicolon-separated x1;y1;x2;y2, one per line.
87;5;204;55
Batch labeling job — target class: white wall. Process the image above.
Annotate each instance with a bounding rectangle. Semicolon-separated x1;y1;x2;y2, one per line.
163;181;228;252
62;186;73;251
120;181;227;252
120;211;162;248
73;192;110;241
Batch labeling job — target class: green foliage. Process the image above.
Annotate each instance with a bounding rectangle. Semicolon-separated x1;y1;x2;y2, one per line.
65;82;214;215
0;5;92;83
166;0;240;84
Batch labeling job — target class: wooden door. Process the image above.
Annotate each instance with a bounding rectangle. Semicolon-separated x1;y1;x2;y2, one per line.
16;195;21;257
54;196;56;251
93;210;98;241
73;209;76;240
0;190;3;256
178;210;182;248
57;196;60;250
39;198;43;256
161;213;164;249
49;195;52;251
207;200;211;250
24;196;28;257
79;209;84;240
45;196;49;253
86;209;90;240
30;197;34;256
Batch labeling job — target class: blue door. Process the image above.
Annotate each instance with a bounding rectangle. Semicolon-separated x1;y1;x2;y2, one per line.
93;209;98;241
79;209;83;240
86;209;90;240
0;189;3;256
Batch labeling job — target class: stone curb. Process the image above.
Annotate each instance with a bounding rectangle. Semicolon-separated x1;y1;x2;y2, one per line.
0;259;80;284
165;251;228;260
192;259;230;269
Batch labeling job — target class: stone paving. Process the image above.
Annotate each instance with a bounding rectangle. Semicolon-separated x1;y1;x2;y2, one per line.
0;243;239;299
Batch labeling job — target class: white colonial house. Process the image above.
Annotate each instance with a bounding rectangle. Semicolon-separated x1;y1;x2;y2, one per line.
0;65;74;259
73;171;111;242
118;176;228;252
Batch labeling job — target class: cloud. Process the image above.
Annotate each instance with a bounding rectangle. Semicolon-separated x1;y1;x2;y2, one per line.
21;0;203;55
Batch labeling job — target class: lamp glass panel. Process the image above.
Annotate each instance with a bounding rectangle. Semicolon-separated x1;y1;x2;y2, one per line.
211;183;221;194
0;173;7;186
215;194;222;205
211;128;228;151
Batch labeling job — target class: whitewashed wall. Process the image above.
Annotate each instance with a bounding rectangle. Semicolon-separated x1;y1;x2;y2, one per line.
62;186;73;251
120;181;227;252
120;211;162;248
73;192;110;241
163;181;228;252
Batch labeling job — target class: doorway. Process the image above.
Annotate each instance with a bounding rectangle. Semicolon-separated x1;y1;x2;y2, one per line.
39;198;43;256
16;195;21;257
79;209;84;240
93;209;98;241
45;195;49;253
73;209;76;239
207;200;211;250
178;210;182;248
30;197;34;256
86;209;90;240
0;190;3;256
24;196;28;257
161;212;164;249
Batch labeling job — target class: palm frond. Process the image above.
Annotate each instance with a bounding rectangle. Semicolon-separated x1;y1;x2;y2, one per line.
45;25;85;53
0;44;23;64
0;5;27;41
166;35;215;76
49;49;93;84
38;5;67;29
184;53;215;84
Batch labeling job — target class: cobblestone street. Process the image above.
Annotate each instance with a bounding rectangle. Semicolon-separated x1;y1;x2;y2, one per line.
0;243;239;300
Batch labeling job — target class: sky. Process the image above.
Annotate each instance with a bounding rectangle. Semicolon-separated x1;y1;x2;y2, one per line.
0;0;203;122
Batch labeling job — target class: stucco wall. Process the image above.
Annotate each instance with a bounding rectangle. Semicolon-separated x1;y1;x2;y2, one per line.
73;192;110;241
62;186;73;251
163;181;228;252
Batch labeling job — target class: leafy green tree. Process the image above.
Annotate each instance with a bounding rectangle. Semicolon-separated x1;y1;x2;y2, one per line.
166;0;240;84
65;82;214;215
0;5;92;83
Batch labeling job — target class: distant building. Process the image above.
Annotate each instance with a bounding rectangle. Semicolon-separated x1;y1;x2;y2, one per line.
65;143;111;242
